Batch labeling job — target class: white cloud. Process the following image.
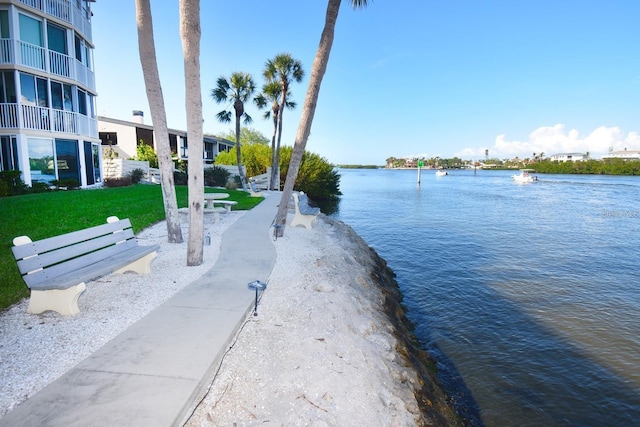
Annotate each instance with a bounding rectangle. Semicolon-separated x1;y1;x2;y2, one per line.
458;124;640;159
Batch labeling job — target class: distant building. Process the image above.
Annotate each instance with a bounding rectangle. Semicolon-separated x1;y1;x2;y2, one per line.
549;153;587;162
98;113;235;165
602;148;640;161
0;0;100;187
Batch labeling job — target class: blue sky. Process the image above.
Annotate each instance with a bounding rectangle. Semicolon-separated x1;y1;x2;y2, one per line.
92;1;640;165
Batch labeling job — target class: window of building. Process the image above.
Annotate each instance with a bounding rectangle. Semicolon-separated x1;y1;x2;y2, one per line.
99;131;118;145
28;138;55;182
19;14;42;47
0;10;10;39
0;135;18;171
47;22;67;55
77;88;87;115
0;71;16;103
55;139;80;182
19;73;48;107
51;80;73;111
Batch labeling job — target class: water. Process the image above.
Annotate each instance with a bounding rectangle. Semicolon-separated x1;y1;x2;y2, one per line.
331;168;640;426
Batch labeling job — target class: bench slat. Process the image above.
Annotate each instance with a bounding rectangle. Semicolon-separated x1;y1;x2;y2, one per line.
23;243;159;291
14;229;136;274
12;219;133;259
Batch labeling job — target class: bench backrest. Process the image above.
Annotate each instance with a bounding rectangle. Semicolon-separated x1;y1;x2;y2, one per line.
12;219;139;288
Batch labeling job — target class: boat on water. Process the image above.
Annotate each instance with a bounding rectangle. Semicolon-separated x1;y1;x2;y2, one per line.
436;169;448;177
512;169;539;183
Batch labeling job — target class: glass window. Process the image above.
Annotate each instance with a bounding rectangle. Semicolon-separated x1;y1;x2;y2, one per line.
0;71;16;103
74;34;82;62
28;138;55;182
0;135;18;171
47;23;67;55
19;14;42;47
19;73;36;105
77;88;87;115
0;10;9;39
55;139;79;182
51;81;74;111
36;77;48;107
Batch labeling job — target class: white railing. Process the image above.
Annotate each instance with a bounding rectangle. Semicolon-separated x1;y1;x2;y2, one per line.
52;109;76;133
0;39;13;63
44;0;71;23
49;50;71;78
74;58;95;88
0;102;97;138
0;103;19;128
71;3;92;42
18;40;46;71
21;104;50;130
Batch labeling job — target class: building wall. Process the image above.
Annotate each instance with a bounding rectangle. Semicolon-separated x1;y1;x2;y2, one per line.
0;0;100;188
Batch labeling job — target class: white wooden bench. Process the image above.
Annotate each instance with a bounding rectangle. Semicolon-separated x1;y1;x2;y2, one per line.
291;191;320;229
11;216;159;316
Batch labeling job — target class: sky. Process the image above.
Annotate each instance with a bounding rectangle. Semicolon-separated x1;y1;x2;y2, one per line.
91;0;640;165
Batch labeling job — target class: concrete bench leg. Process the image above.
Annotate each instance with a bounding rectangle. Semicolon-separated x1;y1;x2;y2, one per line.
114;252;158;275
28;282;87;316
290;213;316;229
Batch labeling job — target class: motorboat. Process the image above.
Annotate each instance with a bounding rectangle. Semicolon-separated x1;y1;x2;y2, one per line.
436;169;448;177
512;169;538;183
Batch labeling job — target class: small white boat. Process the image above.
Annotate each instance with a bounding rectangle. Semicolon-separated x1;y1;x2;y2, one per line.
512;169;538;184
436;169;448;177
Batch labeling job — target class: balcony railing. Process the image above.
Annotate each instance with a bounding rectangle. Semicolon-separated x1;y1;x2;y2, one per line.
17;0;93;43
5;39;95;90
1;102;97;138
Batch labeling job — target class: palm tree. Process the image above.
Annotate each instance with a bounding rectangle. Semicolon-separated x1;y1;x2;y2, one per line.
274;0;369;237
263;53;304;190
211;72;256;189
135;0;183;244
179;0;205;266
255;81;284;189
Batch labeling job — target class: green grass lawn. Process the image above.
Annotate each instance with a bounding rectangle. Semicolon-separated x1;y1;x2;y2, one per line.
0;185;263;311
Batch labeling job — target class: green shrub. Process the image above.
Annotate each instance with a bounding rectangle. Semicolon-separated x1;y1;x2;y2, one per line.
130;168;146;184
135;143;158;168
0;170;27;196
204;166;230;187
173;170;188;185
104;176;132;187
29;181;52;193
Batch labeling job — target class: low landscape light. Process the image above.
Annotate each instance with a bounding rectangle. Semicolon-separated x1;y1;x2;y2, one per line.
247;280;267;316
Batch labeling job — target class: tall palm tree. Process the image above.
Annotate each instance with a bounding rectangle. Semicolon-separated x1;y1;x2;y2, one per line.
255;81;283;189
211;72;256;189
179;0;205;266
263;53;304;191
274;0;369;237
135;0;183;244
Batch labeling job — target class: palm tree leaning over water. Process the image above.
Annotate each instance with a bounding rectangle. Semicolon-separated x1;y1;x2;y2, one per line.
274;0;370;237
180;0;205;266
211;72;256;189
263;53;304;191
135;0;183;244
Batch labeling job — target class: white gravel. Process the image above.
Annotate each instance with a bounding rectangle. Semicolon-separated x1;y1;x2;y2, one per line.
0;210;244;418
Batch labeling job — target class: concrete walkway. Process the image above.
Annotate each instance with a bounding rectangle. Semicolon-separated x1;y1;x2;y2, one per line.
0;194;280;427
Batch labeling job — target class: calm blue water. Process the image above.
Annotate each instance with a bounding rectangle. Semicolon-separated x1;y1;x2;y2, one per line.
332;168;640;427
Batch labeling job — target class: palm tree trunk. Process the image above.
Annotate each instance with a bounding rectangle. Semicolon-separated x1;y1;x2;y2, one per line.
274;0;341;237
135;0;183;244
233;100;248;190
269;106;278;190
179;0;204;266
273;90;287;191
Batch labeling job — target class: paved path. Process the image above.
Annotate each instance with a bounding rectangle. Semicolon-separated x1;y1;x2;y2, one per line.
0;194;279;427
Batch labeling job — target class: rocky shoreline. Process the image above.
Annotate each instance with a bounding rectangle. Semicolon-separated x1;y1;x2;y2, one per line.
323;217;462;426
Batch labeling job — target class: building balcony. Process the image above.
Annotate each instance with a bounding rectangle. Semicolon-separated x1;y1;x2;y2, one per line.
17;0;93;43
0;102;98;138
0;38;95;90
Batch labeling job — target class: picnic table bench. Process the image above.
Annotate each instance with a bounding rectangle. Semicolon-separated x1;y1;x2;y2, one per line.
11;216;159;316
291;191;320;229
